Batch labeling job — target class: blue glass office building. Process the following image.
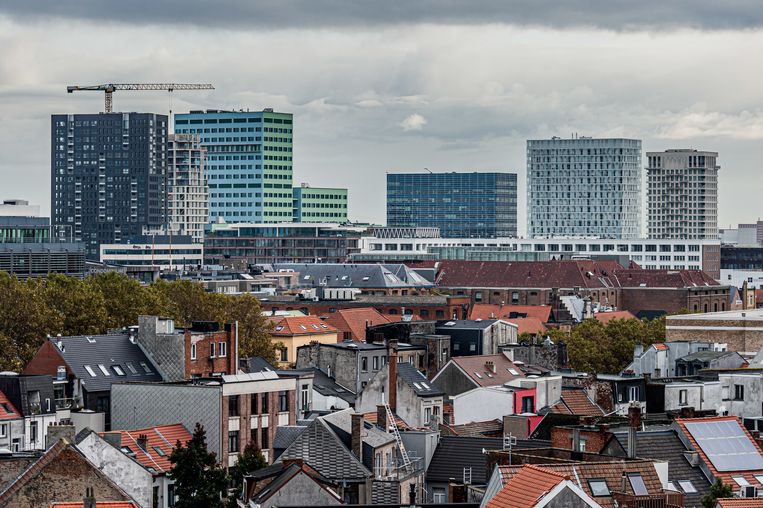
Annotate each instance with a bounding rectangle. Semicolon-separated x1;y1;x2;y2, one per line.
174;109;293;223
386;172;518;238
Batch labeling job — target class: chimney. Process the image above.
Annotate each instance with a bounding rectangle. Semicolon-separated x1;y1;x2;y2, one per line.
680;406;695;419
634;343;644;357
388;339;398;412
83;487;96;508
377;404;389;432
485;360;496;374
572;428;581;452
103;431;123;449
351;413;363;461
137;434;149;452
46;421;76;448
627;404;641;459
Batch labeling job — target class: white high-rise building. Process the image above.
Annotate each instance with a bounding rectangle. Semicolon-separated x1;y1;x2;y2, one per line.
527;137;642;239
646;149;719;240
167;134;207;243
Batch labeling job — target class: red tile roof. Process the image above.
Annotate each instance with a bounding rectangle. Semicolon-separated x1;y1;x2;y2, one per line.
506;317;547;335
469;304;553;322
450;355;524;387
653;343;668;351
362;411;409;430
674;416;763;486
103;424;192;475
270;315;339;336
0;390;20;421
487;465;568;508
549;388;604;416
320;307;390;341
593;310;637;324
612;269;719;288
50;503;138;508
716;499;763;508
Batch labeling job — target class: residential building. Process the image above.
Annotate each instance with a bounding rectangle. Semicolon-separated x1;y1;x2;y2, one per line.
241;460;343;508
431;354;526;397
269;315;339;366
271;262;433;295
23;333;163;429
167;133;207;243
98;235;203;281
435;320;518;356
0;374;58;451
293;183;348;223
0;214;85;278
174;109;293;223
527;137;642;239
51;113;169;259
78;424;192;508
111;371;299;466
548;387;604;417
675;350;746;376
646;378;722;414
623;341;729;378
562;373;646;416
647;149;719;239
204;222;364;265
665;309;763;354
485;464;599;508
320;307;392;341
386;172;518;238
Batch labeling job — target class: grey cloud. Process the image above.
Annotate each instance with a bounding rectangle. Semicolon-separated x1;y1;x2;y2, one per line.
2;1;763;30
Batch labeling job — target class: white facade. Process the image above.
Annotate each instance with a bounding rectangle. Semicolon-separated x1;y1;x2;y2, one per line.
721;269;763;289
360;236;717;272
663;381;721;412
527;137;642;239
0;199;40;217
167;134;207;243
719;371;763;419
99;241;203;271
452;386;515;425
647;149;719;240
507;376;562;410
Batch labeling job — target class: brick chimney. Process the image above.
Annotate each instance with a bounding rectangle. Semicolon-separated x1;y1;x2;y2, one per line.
388;339;398;412
627;404;641;459
83;487;96;508
137;434;149;452
485;360;496;374
351;413;363;461
377;404;388;432
282;458;304;468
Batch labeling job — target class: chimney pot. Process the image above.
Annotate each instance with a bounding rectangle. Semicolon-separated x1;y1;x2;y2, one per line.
137;434;149;451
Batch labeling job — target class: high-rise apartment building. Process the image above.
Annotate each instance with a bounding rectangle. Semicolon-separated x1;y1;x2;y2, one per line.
51;113;168;258
527;137;642;239
646;149;719;240
174;109;293;223
167;134;207;243
386;172;517;238
292;183;348;223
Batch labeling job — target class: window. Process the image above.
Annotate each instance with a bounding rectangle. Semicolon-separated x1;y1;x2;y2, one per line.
679;389;688;406
678;480;697;493
30;421;38;444
301;383;309;411
280;348;288;362
84;365;97;377
112;365;125;376
140;362;152;374
588;479;610;496
219;342;227;357
1;402;14;415
279;391;288;412
0;423;6;438
250;393;259;414
167;484;176;507
98;364;111;376
125;362;138;375
190;343;197;360
755;475;763;486
228;395;239;417
361;357;368;372
261;427;269;448
433;488;446;503
228;431;239;453
521;396;534;413
579;440;586;452
261;393;269;414
629;386;640;402
373;356;379;371
628;474;648;496
733;476;750;487
210;343;216;358
735;384;745;400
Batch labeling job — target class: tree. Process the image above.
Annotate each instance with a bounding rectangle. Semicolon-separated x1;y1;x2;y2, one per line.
85;272;167;329
226;293;275;361
38;274;108;336
169;423;229;508
701;479;734;508
228;441;267;506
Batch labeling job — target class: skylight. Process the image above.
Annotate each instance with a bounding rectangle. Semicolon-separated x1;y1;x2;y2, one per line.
755;475;763;486
628;474;648;496
733;476;750;487
413;382;422;390
1;402;14;414
125;362;138;375
474;372;482;379
112;365;126;376
588;479;610;497
678;481;697;493
98;364;111;376
508;368;519;376
84;365;97;377
153;446;166;457
140;362;152;374
275;326;284;332
311;324;319;330
299;325;307;330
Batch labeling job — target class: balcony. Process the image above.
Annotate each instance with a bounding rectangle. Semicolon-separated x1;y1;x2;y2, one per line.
611;491;684;508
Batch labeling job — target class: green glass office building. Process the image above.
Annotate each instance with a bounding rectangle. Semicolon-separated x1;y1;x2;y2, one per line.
293;184;348;223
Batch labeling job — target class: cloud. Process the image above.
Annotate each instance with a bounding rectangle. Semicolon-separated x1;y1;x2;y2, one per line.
1;1;763;31
657;109;763;140
400;113;427;131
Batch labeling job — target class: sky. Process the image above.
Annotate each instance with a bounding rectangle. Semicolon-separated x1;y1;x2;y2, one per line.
1;1;763;235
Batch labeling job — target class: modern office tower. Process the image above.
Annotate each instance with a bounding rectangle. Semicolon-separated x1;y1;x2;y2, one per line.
174;109;294;223
51;113;168;259
527;137;642;239
167;134;207;243
386;172;517;238
647;149;719;240
292;183;348;223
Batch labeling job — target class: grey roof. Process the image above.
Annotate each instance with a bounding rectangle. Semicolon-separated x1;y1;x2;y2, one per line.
279;418;371;481
272;263;433;288
245;356;278;373
436;320;498;330
248;463;336;504
426;436;548;485
52;334;163;392
323;341;423;352
308;368;356;404
273;426;307;451
677;350;734;362
612;429;710;506
320;409;395;448
396;363;444;397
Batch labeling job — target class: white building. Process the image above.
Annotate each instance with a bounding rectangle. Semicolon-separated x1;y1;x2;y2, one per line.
0;199;40;217
647;149;719;240
527;137;642;239
167;134;207;244
99;236;203;271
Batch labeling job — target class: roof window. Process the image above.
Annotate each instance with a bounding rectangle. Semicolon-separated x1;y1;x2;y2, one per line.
125;362;138;375
112;365;126;376
628;474;648;496
84;365;97;377
140;362;152;374
588;479;610;497
678;480;697;493
98;364;111;376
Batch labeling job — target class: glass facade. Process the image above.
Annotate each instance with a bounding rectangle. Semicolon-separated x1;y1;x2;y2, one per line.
386;172;517;238
174;109;293;223
527;137;642;239
292;186;348;223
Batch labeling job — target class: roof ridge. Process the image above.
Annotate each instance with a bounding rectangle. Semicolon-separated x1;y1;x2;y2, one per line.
522;464;570;480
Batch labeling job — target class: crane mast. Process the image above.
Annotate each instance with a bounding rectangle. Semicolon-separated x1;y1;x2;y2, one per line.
66;83;214;113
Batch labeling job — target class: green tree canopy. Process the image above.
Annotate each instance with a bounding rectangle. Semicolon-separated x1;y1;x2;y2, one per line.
169;423;229;508
228;441;267;506
701;479;734;508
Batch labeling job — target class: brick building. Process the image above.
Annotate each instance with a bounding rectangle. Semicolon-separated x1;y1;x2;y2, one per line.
666;309;763;353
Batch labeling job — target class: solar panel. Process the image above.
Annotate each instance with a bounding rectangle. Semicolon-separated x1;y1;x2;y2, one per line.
684;420;763;472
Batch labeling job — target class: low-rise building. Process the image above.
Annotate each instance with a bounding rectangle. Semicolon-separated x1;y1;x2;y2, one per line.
435;320;518;356
431;354;525;397
320;307;391;341
269;315;339;367
99;235;204;282
666;309;763;354
0;390;24;451
0;373;59;451
624;341;728;378
242;460;343;508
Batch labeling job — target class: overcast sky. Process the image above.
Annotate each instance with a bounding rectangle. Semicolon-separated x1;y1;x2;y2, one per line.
1;1;762;235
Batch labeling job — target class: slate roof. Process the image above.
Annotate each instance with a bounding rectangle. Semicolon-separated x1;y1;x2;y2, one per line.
273;263;433;288
468;305;553;323
307;368;356;405
320;409;396;448
611;428;710;507
270;316;338;336
246;462;341;505
0;390;20;421
49;334;163;392
486;465;568;508
278;418;371;481
273;426;306;451
549;388;605;416
396;363;444;397
104;423;192;475
436;319;500;330
677;350;736;362
245;356;277;373
448;355;525;388
320;307;391;341
444;419;503;438
426;436;548;485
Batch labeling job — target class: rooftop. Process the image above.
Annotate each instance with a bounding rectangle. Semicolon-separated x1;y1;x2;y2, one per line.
449;354;525;388
270;315;338;336
101;423;192;475
486;464;569;508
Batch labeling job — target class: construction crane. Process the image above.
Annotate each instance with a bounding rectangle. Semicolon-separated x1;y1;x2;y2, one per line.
66;83;214;113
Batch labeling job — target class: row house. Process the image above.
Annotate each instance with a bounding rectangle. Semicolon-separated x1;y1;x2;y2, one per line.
0;373;59;450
